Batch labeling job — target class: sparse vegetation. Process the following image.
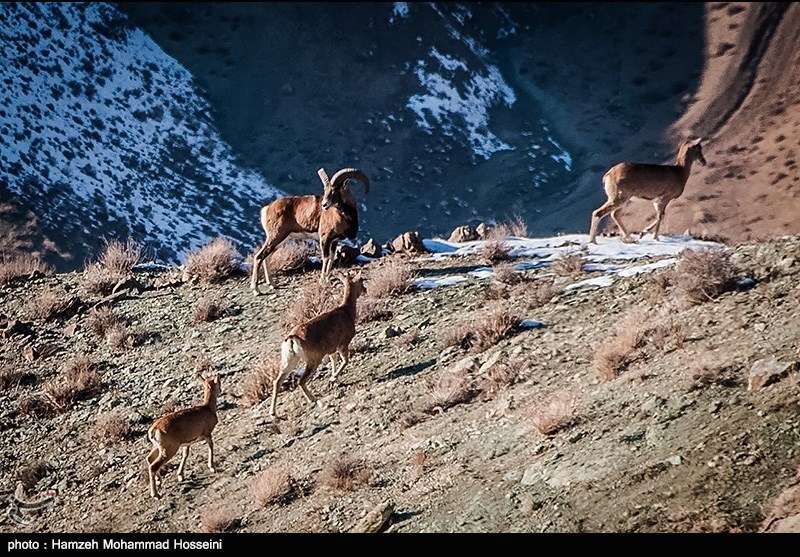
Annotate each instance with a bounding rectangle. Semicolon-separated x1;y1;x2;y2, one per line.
252;464;295;506
193;296;229;323
0;253;53;286
182;237;242;284
319;453;371;492
671;248;737;304
440;305;520;353
423;370;477;413
481;239;511;262
366;257;413;298
479;357;522;400
41;354;102;414
23;290;62;320
81;238;145;295
485;215;528;239
357;299;393;324
93;409;131;445
394;330;420;348
265;239;315;274
527;391;577;436
550;251;585;276
200;504;240;533
0;365;26;392
17;461;50;492
86;305;141;350
243;354;281;406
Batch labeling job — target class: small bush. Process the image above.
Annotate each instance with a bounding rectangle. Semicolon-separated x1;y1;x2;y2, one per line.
527;391;577;436
93;410;131;445
400;411;429;429
243;354;282;406
550;252;584;276
193;297;229;323
440;306;520;353
0;253;53;286
366;257;413;299
671;248;736;304
423;371;476;413
183;237;242;284
17;461;50;492
394;331;420;348
201;504;240;533
42;355;102;413
493;263;523;286
349;336;370;354
0;366;25;392
23;291;62;321
192;353;214;376
86;306;141;350
95;238;145;274
479;357;522;400
485;215;528;240
319;454;371;492
252;464;295;507
357;299;393;324
481;240;511;262
410;449;426;480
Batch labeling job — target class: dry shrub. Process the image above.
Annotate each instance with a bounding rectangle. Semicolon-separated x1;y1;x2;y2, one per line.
280;280;338;334
86;306;141;350
410;449;426;480
23;291;62;321
349;336;370;354
93;409;131;445
400;411;429;429
16;395;50;418
671;248;736;304
493;263;523;286
394;331;420;348
319;454;371;492
687;354;723;391
550;252;584;276
0;253;53;285
81;238;145;295
193;296;229;323
96;238;145;274
0;366;25;392
519;279;559;310
158;398;182;416
243;354;282;406
440;306;520;353
42;355;102;414
482;239;511;262
201;504;240;533
593;309;648;382
357;299;393;324
192;353;215;376
479;357;522;400
366;257;413;298
17;461;50;492
593;306;686;382
183;237;242;284
485;215;528;239
423;370;477;413
265;239;316;273
252;464;295;507
527;391;577;436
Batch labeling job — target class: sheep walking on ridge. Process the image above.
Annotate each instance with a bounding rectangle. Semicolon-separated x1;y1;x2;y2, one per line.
589;138;707;244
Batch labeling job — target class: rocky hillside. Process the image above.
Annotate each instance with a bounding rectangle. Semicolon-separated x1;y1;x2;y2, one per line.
0;231;798;533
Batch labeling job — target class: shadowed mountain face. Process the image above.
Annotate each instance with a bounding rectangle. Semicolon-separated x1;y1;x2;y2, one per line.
14;1;783;270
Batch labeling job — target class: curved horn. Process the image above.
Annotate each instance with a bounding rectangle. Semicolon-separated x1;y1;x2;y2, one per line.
330;168;370;194
317;168;331;188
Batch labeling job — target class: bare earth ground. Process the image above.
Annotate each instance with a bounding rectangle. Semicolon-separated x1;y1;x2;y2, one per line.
0;234;798;534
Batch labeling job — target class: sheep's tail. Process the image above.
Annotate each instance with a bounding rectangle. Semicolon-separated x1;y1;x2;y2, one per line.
281;335;304;370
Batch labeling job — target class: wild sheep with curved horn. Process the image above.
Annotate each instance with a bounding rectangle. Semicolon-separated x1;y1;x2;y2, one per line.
250;167;370;293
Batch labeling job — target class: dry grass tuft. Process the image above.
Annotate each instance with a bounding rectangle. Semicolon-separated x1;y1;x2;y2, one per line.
481;239;512;262
410;449;426;480
550;252;585;276
192;353;215;376
93;409;131;445
86;306;141;350
485;215;528;239
423;370;477;413
17;461;50;492
479;357;523;400
671;248;737;304
400;411;429;429
23;291;62;321
349;336;370;354
493;263;523;285
42;355;102;414
201;504;241;533
440;305;520;353
0;366;26;392
80;238;145;295
243;354;282;407
319;453;371;492
0;253;53;286
527;391;578;436
183;237;242;284
357;299;393;324
366;257;413;298
193;296;229;323
252;464;296;507
279;280;338;334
